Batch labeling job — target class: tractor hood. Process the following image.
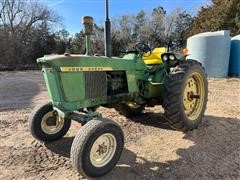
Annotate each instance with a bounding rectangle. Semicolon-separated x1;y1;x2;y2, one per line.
36;53;142;72
37;54;107;62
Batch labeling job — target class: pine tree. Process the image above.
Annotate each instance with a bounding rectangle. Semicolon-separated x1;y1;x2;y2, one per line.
189;0;240;36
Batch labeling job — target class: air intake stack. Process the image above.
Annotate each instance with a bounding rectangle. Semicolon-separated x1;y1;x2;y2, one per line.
82;16;94;55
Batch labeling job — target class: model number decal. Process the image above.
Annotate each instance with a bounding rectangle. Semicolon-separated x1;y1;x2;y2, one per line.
60;67;113;72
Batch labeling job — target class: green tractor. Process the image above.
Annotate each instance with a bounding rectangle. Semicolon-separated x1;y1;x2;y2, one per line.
28;4;208;178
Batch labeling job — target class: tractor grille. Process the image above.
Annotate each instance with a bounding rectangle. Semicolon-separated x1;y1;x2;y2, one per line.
84;72;107;99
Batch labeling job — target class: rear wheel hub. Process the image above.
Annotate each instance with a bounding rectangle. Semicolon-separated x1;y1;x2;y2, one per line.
183;72;205;121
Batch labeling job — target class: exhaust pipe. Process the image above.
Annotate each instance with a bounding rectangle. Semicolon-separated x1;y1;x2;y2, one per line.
105;0;112;57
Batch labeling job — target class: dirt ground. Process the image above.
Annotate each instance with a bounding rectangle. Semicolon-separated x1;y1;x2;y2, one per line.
0;71;240;180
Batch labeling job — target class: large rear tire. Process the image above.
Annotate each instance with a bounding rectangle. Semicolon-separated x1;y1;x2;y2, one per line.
70;119;124;178
163;60;208;131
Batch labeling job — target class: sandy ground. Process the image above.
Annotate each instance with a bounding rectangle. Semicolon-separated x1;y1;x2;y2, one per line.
0;71;240;180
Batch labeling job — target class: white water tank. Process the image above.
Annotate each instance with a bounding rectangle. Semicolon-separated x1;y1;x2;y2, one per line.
187;31;231;77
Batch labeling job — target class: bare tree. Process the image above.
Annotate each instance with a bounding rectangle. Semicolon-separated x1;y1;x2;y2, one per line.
0;0;62;65
164;8;181;40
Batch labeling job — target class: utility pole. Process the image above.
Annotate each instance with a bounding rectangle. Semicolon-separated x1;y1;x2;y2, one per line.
105;0;112;57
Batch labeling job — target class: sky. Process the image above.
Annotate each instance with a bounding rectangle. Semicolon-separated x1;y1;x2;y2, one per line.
42;0;210;35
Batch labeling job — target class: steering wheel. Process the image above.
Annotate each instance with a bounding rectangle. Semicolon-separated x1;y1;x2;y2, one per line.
119;49;139;54
135;42;152;56
119;42;152;57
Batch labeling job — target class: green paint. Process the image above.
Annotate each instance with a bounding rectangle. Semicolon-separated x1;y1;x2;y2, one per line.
38;50;184;123
60;72;85;102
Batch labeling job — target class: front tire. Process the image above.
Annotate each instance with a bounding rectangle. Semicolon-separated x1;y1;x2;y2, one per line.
28;102;71;142
71;119;124;178
163;60;208;131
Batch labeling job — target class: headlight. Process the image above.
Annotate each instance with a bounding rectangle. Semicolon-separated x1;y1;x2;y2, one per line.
169;54;175;61
162;54;168;61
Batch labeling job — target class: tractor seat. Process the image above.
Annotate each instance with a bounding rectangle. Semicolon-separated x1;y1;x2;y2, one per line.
143;47;167;65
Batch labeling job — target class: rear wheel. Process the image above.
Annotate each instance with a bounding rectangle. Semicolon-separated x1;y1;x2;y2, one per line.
115;103;145;117
163;60;208;131
71;119;124;178
28;102;71;142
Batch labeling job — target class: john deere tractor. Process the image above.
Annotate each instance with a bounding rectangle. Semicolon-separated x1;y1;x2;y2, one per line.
28;5;208;178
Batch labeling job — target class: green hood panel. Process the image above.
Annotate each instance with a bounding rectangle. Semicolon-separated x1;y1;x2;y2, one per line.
37;54;141;72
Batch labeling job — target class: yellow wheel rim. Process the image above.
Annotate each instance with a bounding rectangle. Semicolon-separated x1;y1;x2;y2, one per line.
90;133;117;167
41;111;64;135
183;72;205;121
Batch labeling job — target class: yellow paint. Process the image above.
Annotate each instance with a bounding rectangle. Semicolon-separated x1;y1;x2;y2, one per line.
60;67;113;72
143;47;167;65
183;72;205;121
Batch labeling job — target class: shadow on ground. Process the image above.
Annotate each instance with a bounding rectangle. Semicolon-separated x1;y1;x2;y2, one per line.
130;112;173;130
45;115;240;180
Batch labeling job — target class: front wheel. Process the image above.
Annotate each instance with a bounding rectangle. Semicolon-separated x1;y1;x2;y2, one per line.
28;102;71;142
163;60;208;131
71;119;124;178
